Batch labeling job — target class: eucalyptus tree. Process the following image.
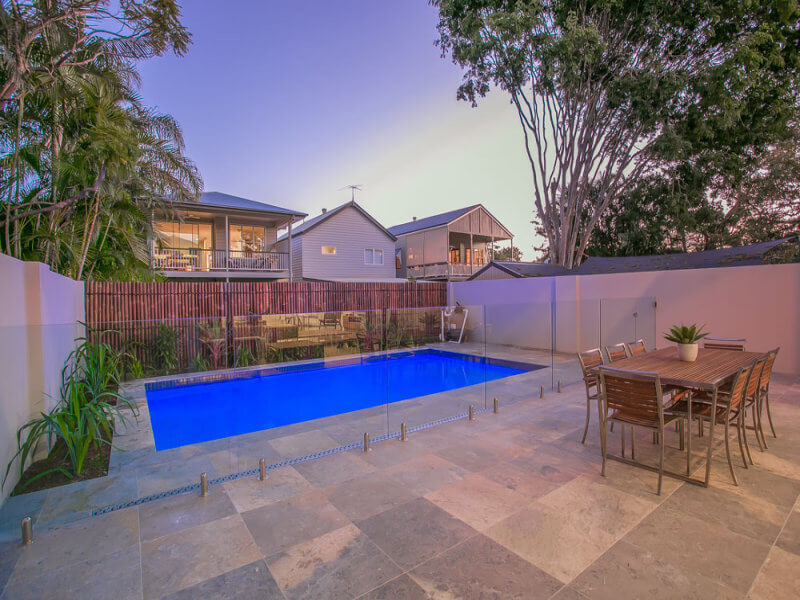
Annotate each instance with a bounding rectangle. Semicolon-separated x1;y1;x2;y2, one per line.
433;0;800;267
0;0;200;279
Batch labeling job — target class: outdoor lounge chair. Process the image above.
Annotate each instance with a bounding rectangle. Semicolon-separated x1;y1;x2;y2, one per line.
598;367;683;495
704;337;747;351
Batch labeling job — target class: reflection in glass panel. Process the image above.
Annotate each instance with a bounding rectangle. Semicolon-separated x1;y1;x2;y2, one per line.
229;224;266;252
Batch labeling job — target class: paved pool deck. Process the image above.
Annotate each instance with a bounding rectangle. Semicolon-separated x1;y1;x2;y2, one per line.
0;351;799;599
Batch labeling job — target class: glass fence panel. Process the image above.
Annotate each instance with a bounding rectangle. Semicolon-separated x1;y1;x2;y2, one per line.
483;301;554;408
553;299;599;386
92;316;230;378
224;309;390;477
599;297;658;353
386;305;486;437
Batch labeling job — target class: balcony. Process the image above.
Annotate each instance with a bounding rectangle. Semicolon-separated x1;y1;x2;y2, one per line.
152;247;289;273
407;262;482;280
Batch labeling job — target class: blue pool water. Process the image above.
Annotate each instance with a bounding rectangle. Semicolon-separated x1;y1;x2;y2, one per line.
145;350;539;450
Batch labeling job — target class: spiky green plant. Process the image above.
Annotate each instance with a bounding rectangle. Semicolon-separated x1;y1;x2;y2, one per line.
3;336;137;492
663;323;709;345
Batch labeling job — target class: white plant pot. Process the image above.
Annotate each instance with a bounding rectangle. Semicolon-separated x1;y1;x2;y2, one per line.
677;343;699;362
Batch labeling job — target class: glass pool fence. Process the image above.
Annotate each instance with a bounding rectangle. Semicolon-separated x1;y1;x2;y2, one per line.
80;297;655;503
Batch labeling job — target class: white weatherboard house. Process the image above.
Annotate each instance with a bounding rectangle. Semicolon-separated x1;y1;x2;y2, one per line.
389;204;514;281
275;201;398;281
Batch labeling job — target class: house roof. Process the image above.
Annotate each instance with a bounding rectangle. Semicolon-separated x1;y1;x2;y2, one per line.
573;237;796;275
190;191;307;217
387;205;481;236
277;201;396;242
470;261;571;279
469;237;797;280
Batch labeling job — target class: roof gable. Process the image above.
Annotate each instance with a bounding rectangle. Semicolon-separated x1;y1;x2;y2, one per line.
387;205;481;236
278;201;396;241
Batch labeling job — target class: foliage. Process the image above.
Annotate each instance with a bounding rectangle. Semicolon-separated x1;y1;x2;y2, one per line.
191;352;209;373
199;320;227;369
433;0;800;267
589;126;800;256
4;335;136;491
152;323;178;373
236;347;254;368
663;323;709;345
124;351;145;380
488;244;523;262
0;0;201;279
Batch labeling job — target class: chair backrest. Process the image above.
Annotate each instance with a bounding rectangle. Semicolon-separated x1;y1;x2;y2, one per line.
704;337;746;351
626;340;647;356
605;343;629;362
745;359;766;399
577;348;605;377
599;367;663;423
726;365;752;411
758;348;780;391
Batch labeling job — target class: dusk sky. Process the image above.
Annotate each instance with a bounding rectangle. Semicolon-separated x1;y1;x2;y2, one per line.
138;1;540;255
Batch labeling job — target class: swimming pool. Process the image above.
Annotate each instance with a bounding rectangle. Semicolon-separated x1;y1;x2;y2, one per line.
145;349;541;450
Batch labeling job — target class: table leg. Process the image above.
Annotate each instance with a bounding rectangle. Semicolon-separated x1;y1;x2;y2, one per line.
687;395;692;475
703;388;718;487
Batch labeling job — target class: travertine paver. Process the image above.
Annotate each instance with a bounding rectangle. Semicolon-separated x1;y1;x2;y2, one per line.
0;370;798;600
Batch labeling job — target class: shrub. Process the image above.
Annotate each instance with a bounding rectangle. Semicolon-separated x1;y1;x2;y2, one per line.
152;323;179;373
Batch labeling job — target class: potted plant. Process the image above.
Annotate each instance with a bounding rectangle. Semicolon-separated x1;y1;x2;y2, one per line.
663;323;708;362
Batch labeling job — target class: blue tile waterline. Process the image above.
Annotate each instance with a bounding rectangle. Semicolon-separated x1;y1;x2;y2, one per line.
145;349;543;450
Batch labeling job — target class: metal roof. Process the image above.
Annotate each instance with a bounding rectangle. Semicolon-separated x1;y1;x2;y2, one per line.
470;262;571;279
277;201;396;242
387;205;481;236
194;192;307;217
468;237;797;280
573;238;795;275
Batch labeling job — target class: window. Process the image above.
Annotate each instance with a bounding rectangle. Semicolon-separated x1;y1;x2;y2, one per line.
321;246;336;255
364;248;383;265
229;224;266;253
155;221;212;250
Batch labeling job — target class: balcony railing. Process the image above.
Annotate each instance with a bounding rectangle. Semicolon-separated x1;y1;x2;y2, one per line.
407;262;483;279
152;248;289;272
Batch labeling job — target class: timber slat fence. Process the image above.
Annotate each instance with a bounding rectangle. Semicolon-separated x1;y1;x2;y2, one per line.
86;281;447;323
85;281;448;374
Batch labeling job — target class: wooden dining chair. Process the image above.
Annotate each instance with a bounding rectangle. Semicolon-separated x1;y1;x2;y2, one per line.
625;339;647;356
758;348;781;445
605;343;629;362
704;337;747;351
743;358;767;455
577;348;605;444
670;364;753;485
598;366;683;495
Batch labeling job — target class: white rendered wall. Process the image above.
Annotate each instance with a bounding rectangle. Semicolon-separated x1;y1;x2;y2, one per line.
0;255;84;505
451;263;800;374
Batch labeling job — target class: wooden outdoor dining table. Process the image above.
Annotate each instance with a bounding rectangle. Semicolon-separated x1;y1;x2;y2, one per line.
601;347;766;487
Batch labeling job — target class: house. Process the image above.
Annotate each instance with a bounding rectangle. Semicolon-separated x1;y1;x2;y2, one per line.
150;191;307;280
274;200;398;281
388;204;514;280
468;237;799;281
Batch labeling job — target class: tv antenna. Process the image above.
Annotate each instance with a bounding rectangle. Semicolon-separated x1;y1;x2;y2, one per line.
340;184;363;202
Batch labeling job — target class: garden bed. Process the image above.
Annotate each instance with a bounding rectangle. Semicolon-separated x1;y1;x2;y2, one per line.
10;435;112;496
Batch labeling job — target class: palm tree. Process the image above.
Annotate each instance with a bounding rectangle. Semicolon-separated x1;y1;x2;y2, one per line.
0;0;199;279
